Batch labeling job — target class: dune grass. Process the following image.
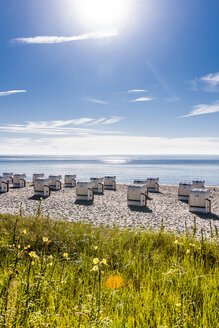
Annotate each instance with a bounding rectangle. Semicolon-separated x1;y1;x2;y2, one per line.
0;207;218;327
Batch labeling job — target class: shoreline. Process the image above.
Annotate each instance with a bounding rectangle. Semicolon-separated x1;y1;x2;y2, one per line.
0;183;218;238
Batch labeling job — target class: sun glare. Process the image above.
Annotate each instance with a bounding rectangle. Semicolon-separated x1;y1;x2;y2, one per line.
74;0;133;30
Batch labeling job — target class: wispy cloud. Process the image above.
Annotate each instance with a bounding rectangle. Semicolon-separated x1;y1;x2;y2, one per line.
11;29;118;45
0;117;124;136
128;89;148;93
0;90;26;96
188;72;219;92
131;97;153;102
165;97;180;102
87;97;109;105
182;101;219;118
102;116;124;124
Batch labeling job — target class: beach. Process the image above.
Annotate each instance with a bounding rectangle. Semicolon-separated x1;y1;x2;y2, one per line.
0;183;218;238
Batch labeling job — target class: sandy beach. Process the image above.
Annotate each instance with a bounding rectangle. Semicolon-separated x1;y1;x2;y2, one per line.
0;183;218;238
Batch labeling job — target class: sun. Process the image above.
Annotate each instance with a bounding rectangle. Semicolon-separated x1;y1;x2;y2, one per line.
73;0;133;30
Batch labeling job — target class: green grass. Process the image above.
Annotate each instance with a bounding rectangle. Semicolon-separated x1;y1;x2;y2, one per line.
0;210;218;327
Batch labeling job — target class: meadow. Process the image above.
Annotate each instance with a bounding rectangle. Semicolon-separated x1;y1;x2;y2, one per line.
0;202;218;327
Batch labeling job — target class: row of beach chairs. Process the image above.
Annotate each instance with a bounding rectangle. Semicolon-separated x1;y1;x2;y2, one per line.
0;173;211;214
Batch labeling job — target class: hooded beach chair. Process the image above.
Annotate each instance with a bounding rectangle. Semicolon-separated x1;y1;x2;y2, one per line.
127;184;147;207
2;173;13;184
192;180;205;188
104;176;116;190
76;181;94;201
32;173;44;184
146;178;159;192
178;182;193;201
34;178;50;197
64;174;76;187
90;177;104;194
13;174;26;188
48;175;62;190
0;176;9;193
133;179;148;197
189;188;211;213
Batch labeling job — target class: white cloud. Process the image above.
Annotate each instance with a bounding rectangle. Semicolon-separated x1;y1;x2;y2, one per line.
102;116;123;124
188;72;219;92
0;117;124;135
128;89;148;93
87;97;109;104
182;101;219;118
0;136;219;155
165;97;180;102
131;97;153;102
0;90;26;96
12;29;118;44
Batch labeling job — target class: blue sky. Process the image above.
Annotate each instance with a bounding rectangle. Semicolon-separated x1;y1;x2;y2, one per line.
0;0;219;155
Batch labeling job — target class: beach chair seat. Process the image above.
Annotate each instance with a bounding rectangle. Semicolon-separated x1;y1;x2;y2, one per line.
13;174;26;188
189;188;211;213
133;179;148;197
90;177;104;194
192;180;205;188
49;175;62;190
32;173;44;184
0;176;9;193
146;178;159;192
127;184;147;207
76;181;94;201
104;176;116;190
64;174;76;187
2;173;13;184
178;182;193;200
34;178;50;197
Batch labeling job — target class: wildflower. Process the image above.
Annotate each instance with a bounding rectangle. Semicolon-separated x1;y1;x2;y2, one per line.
63;253;68;258
105;276;124;289
48;262;53;266
43;237;49;243
101;258;107;265
23;229;27;234
17;244;21;249
94;246;98;250
175;303;181;307
31;261;35;266
66;258;70;261
193;214;196;217
40;197;43;201
29;251;39;259
186;249;190;254
93;258;99;265
174;240;179;244
48;255;53;259
190;243;195;247
91;265;99;272
101;271;104;275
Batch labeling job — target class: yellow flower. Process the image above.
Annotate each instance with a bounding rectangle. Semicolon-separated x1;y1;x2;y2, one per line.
48;262;53;266
29;251;39;259
101;271;104;275
105;276;124;289
174;240;179;244
40;197;43;201
23;229;27;234
31;261;35;266
94;246;98;250
193;214;196;217
27;245;30;248
67;258;70;261
190;243;195;247
91;265;99;272
17;244;21;249
93;258;99;265
48;255;53;259
101;258;107;265
43;237;49;243
186;249;190;254
63;253;68;258
175;303;181;307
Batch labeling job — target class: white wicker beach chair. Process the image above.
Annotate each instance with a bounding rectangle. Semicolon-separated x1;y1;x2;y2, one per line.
189;188;211;213
0;176;9;193
13;174;26;188
34;178;50;197
104;176;116;190
76;181;94;201
192;180;205;188
2;173;13;184
90;177;104;194
32;173;44;184
178;182;193;201
127;184;147;207
133;179;148;197
146;178;159;192
64;174;76;187
48;175;62;190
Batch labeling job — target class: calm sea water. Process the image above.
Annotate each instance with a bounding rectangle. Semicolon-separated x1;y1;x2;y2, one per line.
0;155;219;185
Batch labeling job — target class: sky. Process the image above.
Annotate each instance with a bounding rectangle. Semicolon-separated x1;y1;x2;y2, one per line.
0;0;219;155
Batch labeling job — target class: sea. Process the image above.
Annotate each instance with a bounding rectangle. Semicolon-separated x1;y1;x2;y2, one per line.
0;155;219;186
